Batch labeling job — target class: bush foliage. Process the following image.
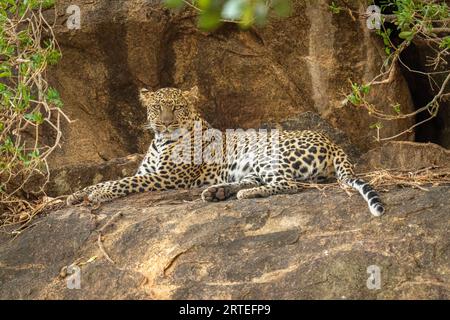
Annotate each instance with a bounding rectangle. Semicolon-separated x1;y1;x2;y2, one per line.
0;0;66;207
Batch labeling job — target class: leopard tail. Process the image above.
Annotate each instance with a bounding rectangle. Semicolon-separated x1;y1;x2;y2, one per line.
334;153;385;217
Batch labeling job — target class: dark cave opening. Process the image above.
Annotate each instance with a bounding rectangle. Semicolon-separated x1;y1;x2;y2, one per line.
399;44;444;145
372;0;449;148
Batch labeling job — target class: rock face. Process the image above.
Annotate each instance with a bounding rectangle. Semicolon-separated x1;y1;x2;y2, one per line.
357;141;450;172
43;154;144;197
46;0;415;168
1;185;449;299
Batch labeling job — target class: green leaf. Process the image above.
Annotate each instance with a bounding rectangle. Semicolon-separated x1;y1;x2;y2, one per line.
361;84;371;95
239;3;254;28
370;122;383;129
31;53;45;69
347;93;361;106
18;84;31;106
28;149;40;159
46;49;61;65
329;2;342;14
19;62;30;76
439;36;450;49
399;31;414;40
0;64;12;78
18;29;32;46
7;2;17;14
198;11;222;30
1;136;14;153
46;87;63;108
197;0;212;10
24;111;44;124
41;0;56;9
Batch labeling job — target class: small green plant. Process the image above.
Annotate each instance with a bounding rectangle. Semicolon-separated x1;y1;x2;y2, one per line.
0;0;67;213
346;82;371;106
329;2;342;14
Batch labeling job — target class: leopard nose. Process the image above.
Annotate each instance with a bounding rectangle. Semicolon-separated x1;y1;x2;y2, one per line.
160;110;174;127
161;119;173;127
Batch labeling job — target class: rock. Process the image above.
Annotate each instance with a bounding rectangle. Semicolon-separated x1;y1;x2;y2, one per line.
44;0;415;169
0;186;448;299
357;141;450;172
16;154;144;198
45;154;144;197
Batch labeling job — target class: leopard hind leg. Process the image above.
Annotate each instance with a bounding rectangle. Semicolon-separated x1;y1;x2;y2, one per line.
236;179;300;199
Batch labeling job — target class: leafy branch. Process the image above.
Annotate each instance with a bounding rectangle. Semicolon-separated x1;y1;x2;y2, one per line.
337;0;450;141
0;0;69;215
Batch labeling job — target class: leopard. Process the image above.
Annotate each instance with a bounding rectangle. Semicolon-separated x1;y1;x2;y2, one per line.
67;86;385;217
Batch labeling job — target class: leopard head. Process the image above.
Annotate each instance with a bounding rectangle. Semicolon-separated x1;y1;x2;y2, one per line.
139;86;201;137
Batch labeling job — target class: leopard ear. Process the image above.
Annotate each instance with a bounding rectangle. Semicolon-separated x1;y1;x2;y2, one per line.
139;88;154;103
182;86;200;104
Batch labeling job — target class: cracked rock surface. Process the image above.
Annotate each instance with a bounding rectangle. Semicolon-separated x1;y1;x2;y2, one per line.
1;186;448;299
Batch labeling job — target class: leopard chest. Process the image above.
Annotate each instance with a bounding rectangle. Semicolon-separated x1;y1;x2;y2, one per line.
138;139;194;176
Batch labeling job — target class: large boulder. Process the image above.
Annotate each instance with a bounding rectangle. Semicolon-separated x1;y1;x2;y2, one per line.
46;0;415;169
0;185;448;299
357;141;450;172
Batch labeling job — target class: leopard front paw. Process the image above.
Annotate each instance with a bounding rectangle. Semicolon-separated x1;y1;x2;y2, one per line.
201;184;234;202
66;188;105;206
66;190;89;206
86;189;109;205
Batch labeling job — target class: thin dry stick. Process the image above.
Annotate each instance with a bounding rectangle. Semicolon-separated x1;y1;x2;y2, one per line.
292;167;450;193
95;212;124;264
97;234;115;264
